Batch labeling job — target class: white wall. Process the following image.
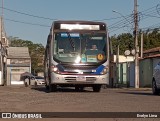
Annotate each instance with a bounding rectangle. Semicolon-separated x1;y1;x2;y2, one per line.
113;55;134;63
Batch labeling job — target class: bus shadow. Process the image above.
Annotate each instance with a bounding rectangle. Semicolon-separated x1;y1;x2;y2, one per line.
31;86;93;93
117;91;153;96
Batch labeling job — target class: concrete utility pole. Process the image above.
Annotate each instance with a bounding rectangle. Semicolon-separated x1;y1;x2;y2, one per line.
0;0;4;86
1;0;3;43
140;32;143;58
0;24;1;45
0;0;2;42
116;40;119;85
134;0;139;88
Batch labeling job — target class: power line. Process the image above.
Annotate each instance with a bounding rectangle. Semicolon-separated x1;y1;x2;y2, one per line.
2;3;160;33
0;6;154;26
109;3;160;32
1;6;138;23
0;7;58;21
140;22;160;31
108;14;134;33
109;8;158;31
5;18;50;27
142;13;160;19
2;6;135;30
108;14;133;28
93;16;124;21
1;6;127;22
2;6;133;30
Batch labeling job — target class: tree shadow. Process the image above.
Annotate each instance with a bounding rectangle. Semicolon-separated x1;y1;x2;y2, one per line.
117;91;156;96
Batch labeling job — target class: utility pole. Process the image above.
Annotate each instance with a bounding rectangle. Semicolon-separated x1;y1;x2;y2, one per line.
0;0;4;86
140;32;143;58
1;0;4;44
1;0;3;37
116;39;119;85
134;0;139;88
0;17;2;43
0;0;3;42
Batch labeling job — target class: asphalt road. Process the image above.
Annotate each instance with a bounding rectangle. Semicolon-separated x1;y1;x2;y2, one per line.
0;85;159;121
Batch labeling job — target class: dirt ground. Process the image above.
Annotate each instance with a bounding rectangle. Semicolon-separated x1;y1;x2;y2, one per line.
0;85;159;121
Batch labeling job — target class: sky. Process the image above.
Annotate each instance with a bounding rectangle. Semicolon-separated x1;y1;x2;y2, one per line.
2;0;160;46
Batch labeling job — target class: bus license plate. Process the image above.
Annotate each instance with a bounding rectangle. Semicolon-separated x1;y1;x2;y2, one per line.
76;76;86;81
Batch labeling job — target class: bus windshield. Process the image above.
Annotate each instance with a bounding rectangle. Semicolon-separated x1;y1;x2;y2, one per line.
53;32;107;64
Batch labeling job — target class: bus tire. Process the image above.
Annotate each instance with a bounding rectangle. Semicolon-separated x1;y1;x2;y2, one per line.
152;78;159;95
92;85;101;92
49;84;57;92
34;82;37;87
45;84;49;90
75;86;79;92
79;86;84;92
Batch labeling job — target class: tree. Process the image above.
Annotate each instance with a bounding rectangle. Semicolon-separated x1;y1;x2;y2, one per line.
110;35;118;55
142;28;160;50
110;28;160;56
110;33;134;55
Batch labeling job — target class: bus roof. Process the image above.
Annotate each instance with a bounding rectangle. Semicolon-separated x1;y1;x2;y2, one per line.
53;20;106;25
52;20;107;31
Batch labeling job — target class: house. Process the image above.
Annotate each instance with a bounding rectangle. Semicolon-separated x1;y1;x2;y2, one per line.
111;47;160;88
139;47;160;87
6;47;31;85
110;55;135;87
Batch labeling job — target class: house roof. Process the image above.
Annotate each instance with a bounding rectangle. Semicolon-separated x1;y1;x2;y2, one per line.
143;47;160;54
143;54;160;59
7;47;30;59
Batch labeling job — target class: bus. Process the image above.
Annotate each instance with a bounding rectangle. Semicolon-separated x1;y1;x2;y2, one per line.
44;20;110;92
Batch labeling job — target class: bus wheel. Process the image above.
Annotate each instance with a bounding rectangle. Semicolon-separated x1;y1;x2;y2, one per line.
49;84;57;92
34;82;37;87
79;86;84;91
92;85;101;92
45;84;49;90
75;86;79;92
152;79;159;95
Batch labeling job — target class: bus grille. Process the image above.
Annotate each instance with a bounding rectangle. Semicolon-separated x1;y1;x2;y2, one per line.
64;77;96;82
62;64;99;70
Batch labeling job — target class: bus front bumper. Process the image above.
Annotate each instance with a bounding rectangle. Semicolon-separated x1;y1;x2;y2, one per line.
50;73;109;85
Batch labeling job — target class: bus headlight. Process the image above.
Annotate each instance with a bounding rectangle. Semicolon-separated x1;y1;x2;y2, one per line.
100;67;109;75
51;66;59;74
75;56;81;63
53;67;58;72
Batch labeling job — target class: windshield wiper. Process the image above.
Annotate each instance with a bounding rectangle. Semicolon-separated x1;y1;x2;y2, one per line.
83;32;95;51
67;32;75;51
